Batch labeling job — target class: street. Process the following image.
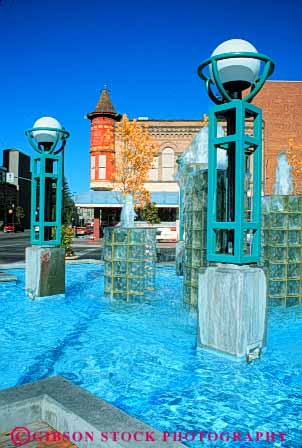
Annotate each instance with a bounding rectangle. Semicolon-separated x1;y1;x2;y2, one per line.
0;231;176;264
0;230;30;263
0;231;102;264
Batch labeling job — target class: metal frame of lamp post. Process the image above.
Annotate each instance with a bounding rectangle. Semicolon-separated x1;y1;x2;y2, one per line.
198;51;274;264
25;126;70;246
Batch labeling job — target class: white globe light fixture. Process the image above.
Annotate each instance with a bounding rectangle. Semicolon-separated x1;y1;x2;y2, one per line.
209;39;260;92
25;115;70;253
198;38;274;104
32;116;63;144
197;37;275;263
26;116;69;155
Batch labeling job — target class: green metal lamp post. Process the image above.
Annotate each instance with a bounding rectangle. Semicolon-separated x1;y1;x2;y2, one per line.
197;39;274;264
196;39;274;361
25;117;70;246
25;117;70;299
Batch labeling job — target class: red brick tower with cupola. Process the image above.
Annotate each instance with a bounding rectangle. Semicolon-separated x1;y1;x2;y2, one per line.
87;87;121;190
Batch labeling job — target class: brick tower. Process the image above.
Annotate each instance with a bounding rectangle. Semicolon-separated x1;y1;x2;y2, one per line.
87;87;121;190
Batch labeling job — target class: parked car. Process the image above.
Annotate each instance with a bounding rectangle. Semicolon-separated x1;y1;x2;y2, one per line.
156;226;177;242
3;223;24;233
130;221;178;242
75;226;87;236
85;224;93;235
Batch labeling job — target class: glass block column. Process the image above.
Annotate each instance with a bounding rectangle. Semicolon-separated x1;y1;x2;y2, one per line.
103;227;157;301
183;170;207;307
183;169;226;308
262;195;302;306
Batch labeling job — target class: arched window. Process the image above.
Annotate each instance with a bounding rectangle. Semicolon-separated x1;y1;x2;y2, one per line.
162;148;175;181
148;157;159;181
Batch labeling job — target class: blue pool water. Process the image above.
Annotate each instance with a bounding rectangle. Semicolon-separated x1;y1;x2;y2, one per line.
0;264;301;447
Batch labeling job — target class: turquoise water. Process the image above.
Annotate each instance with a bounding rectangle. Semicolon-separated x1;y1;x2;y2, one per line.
0;264;301;447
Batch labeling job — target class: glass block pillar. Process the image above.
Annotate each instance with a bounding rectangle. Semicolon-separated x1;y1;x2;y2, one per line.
183;169;207;307
183;168;226;307
262;195;302;306
103;227;157;301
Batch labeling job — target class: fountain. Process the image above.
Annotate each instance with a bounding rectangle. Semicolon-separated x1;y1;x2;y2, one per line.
103;193;157;301
176;125;227;306
262;151;302;306
273;151;294;195
120;194;136;228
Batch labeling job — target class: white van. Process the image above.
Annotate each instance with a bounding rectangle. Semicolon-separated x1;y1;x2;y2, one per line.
133;221;178;242
156;225;177;242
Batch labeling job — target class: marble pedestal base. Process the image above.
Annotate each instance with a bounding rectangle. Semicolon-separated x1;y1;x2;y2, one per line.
25;246;65;299
198;264;267;361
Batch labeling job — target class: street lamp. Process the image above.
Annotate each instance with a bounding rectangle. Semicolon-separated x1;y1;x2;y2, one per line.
25;116;70;245
196;39;274;361
198;39;274;263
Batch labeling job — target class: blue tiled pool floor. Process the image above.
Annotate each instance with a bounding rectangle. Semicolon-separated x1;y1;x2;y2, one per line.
0;264;301;447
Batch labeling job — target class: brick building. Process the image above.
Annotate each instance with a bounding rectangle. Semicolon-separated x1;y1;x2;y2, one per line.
77;87;204;238
255;81;302;194
76;82;302;239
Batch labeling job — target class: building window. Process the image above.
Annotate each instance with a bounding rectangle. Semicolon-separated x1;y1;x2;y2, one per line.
98;155;106;180
91;155;96;180
148;157;159;181
162;148;175;181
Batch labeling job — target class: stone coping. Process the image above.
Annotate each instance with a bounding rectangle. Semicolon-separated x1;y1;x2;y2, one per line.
0;376;186;448
0;272;17;282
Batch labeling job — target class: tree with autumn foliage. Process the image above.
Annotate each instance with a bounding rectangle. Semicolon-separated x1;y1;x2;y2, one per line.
114;114;158;225
287;138;302;194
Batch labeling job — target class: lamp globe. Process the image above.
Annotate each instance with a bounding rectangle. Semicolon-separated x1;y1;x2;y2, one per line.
210;39;261;93
32;116;62;144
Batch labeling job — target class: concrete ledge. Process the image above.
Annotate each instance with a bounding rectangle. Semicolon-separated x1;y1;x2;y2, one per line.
0;376;186;447
0;263;25;270
65;259;102;265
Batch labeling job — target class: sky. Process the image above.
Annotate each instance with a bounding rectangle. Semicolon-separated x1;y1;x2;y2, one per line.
0;0;301;194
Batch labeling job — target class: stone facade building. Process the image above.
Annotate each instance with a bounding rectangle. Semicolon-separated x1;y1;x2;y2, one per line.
86;87;203;193
79;87;204;238
76;81;302;239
